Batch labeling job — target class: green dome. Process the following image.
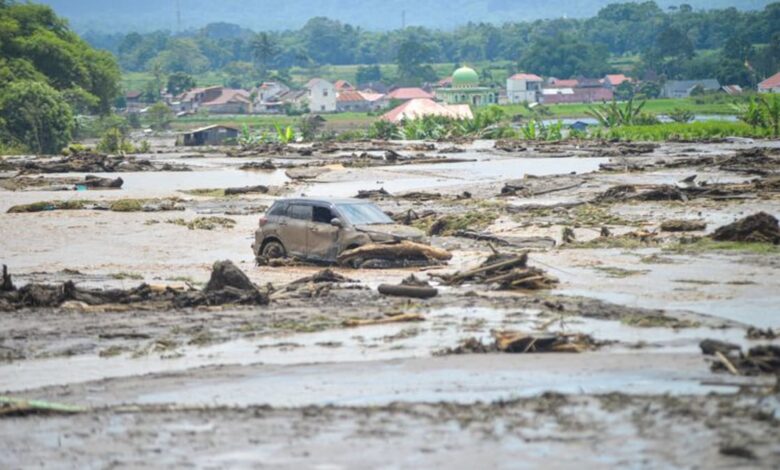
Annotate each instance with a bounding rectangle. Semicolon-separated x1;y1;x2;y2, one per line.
452;66;479;88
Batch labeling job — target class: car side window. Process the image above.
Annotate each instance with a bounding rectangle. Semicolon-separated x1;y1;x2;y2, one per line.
287;204;312;221
312;206;335;224
268;204;286;216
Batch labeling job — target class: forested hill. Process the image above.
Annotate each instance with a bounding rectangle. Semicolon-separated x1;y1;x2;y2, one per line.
38;0;774;32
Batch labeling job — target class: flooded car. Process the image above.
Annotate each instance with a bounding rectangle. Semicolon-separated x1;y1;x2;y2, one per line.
253;198;425;263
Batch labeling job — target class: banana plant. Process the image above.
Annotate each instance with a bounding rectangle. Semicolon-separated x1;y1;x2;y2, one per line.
274;123;296;143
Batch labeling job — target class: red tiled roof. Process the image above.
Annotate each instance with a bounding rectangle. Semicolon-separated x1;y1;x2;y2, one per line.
759;72;780;90
202;89;250;106
509;73;543;81
387;87;435;100
549;79;579;88
126;90;142;99
337;90;366;102
381;98;472;123
605;74;630;86
334;80;354;91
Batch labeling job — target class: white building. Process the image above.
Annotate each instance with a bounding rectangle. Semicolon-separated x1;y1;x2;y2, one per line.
306;78;337;113
506;73;543;104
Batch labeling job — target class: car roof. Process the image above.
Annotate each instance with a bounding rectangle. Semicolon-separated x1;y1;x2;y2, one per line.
274;197;372;205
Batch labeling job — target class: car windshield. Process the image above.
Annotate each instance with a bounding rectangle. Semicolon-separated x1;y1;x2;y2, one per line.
336;203;393;225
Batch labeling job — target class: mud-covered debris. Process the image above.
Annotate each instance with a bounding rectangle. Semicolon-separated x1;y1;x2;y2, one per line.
81;175;123;189
391;209;437;226
594;184;637;203
435;252;558;291
746;327;777;340
13;153;189;174
494;140;527;153
439;331;600;355
239;159;277;170
289;269;355;285
719;445;757;460
285;167;330;180
355;188;391;199
2;265;15;292
701;339;780;376
438;146;465;153
561;227;576;244
452;230;557;249
397;191;442;201
0;397;86;417
660;220;707;232
0;262;267;311
711;212;780;244
378;275;438;299
720;147;780;175
633;185;687;201
343;313;425;327
337;241;452;269
501;176;583;197
223;185;269;196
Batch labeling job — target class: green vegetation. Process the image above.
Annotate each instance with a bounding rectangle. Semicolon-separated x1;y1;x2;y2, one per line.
0;1;120;153
7;200;87;213
593;267;650;278
109;199;144;212
594;121;769;141
412;211;499;236
166;217;237;230
665;238;780;254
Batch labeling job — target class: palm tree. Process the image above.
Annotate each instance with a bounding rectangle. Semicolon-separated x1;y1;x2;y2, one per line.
250;33;279;78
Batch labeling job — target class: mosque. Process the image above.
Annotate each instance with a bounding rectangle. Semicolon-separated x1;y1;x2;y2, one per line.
435;66;498;106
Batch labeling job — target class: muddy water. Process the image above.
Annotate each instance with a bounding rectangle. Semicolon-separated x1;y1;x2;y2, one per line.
298;157;608;198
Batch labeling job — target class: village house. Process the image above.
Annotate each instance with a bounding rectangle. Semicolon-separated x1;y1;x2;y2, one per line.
336;90;371;112
758;72;780;93
124;90;145;113
334;80;355;92
181;124;239;146
506;72;543;104
251;82;291;114
382;98;473;123
305;78;337;113
660;79;721;98
173;86;252;114
435;66;498;106
602;74;631;90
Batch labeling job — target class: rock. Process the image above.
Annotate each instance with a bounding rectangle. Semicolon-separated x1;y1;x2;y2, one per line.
711;212;780;244
224;185;269;195
204;260;257;293
355;188;391;199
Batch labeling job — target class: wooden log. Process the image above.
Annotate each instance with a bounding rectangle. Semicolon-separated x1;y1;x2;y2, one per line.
715;351;741;376
378;284;438;299
446;253;528;284
343;313;425;327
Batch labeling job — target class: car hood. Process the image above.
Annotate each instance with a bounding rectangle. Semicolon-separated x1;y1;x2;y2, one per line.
354;224;425;242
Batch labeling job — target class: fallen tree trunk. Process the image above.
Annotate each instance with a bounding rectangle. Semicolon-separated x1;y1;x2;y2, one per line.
378;284;438;299
337;241;452;267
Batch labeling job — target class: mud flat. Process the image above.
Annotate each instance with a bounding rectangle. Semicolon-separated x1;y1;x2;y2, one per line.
2;139;780;467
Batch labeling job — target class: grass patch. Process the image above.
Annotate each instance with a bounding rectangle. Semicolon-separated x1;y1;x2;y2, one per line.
167;216;236;230
596;121;767;141
413;210;499;236
665;238;780;255
109;199;144;212
110;272;144;280
621;314;700;329
7;200;88;213
594;266;650;278
673;279;718;285
181;188;227;197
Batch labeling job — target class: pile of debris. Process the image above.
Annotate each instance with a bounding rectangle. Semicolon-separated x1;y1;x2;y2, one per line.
435;252;558;291
700;339;780;376
337;241;452;269
1;174;123;191
441;331;600;355
10;153;189;174
711;212;780;244
719;147;780;176
275;269;360;299
0;261;267;311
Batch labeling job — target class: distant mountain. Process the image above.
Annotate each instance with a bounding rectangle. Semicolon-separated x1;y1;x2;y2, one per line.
38;0;775;32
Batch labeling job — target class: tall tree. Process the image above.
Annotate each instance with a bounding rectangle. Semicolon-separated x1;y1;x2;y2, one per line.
250;32;279;77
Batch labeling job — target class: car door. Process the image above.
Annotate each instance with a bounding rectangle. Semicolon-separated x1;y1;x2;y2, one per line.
279;203;312;258
307;204;341;262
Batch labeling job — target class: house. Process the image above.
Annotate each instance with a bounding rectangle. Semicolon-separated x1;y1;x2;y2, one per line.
181;125;239;146
547;78;579;88
174;87;252;114
576;77;604;89
277;89;308;112
381;98;473;123
201;89;252;114
334;80;355;92
359;92;388;111
305;78;337;113
541;87;613;104
660;79;721;98
252;82;289;103
360;82;389;94
337;90;372;112
386;87;435;101
721;85;743;96
506;72;543;104
603;74;631;90
758;72;780;93
125;91;145;112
